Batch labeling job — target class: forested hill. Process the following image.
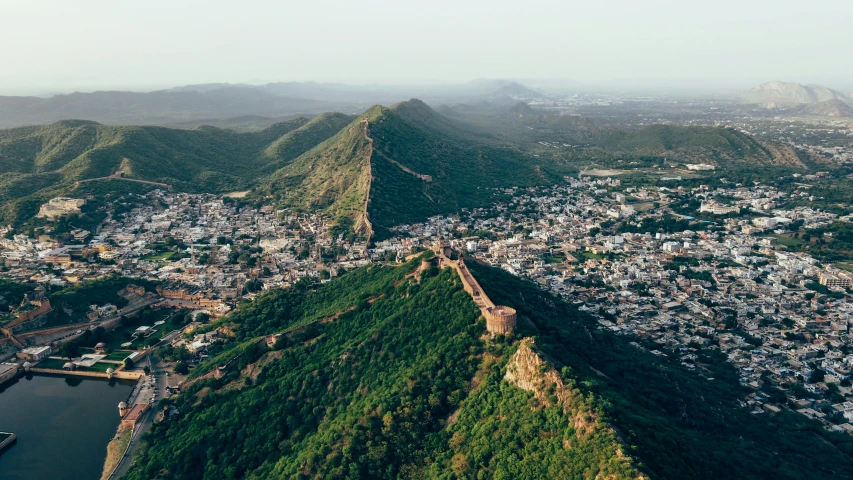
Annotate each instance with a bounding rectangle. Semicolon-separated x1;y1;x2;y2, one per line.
0;100;820;234
0;100;554;233
588;124;812;169
123;257;853;480
0;113;354;226
260;99;558;239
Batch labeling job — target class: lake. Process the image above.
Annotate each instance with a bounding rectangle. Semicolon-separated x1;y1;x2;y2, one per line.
0;373;134;480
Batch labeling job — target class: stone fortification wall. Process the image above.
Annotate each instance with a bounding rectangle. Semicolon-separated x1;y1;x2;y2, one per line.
432;244;517;334
7;300;53;331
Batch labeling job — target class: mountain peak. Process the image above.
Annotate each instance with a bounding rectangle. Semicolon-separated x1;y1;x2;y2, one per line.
389;98;433;115
742;81;852;107
506;101;536;116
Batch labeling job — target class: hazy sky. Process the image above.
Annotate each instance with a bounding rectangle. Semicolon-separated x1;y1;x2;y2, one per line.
2;0;852;94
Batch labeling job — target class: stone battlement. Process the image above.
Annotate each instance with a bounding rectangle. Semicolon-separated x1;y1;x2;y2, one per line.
431;243;516;334
484;306;517;335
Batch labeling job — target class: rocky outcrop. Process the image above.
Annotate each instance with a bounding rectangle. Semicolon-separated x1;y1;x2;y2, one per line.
741;81;852;107
504;338;646;478
504;338;597;438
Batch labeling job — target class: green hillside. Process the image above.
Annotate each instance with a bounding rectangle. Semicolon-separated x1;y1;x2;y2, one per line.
122;258;853;480
123;260;642;479
0;101;555;234
260;115;375;237
367;100;554;231
446;105;815;171
0;101;818;235
0;113;352;226
261;100;557;239
467;260;853;479
590;124;809;168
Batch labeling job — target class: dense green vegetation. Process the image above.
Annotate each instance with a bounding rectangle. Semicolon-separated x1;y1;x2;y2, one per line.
126;263;489;479
49;276;145;315
0;279;35;310
617;215;694;234
19;276;159;330
467;260;853;479
259;116;373;236
763;222;853;262
0;100;828;238
366;101;556;237
259;100;563;239
0;279;37;325
0;114;352;226
122;258;853;479
124;261;643;479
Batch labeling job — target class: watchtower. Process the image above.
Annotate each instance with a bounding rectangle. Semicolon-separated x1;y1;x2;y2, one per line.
485;305;517;334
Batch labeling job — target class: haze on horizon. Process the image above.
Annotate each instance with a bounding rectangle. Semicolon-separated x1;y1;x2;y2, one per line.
2;0;852;95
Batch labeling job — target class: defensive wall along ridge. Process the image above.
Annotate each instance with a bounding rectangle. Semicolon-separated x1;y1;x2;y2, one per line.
430;245;517;334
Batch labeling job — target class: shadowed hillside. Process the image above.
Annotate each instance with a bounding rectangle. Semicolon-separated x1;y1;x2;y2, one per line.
259;100;557;239
0;100;820;234
119;258;853;480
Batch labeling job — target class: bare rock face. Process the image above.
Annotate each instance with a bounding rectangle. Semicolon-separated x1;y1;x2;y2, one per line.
504;338;561;403
504;338;596;438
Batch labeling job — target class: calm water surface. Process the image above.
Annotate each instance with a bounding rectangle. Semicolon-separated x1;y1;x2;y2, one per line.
0;373;133;480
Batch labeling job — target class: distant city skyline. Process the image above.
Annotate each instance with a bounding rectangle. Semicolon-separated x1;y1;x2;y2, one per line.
2;0;852;95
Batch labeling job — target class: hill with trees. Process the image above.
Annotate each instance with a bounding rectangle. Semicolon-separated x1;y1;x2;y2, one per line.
121;257;853;479
242;99;559;238
0;113;353;226
588;124;812;169
0;100;824;236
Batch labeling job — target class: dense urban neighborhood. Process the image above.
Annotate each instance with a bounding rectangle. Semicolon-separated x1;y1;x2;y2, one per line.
3;159;853;438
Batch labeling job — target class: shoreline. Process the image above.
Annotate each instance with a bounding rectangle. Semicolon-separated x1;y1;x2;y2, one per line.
100;349;163;480
100;426;132;480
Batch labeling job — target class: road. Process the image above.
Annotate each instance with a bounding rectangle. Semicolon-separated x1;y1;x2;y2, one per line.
110;328;183;479
16;295;159;346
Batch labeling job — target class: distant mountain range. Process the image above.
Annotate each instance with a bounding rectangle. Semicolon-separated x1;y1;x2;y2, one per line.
0;100;819;233
0;80;546;129
0;87;337;129
741;81;853;112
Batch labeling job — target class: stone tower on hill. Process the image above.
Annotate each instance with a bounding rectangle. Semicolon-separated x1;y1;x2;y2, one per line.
484;305;517;334
430;242;517;334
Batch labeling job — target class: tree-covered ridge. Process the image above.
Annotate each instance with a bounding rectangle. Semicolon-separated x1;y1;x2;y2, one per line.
125;263;482;479
123;261;645;480
466;260;853;480
121;257;853;479
0;99;821;235
436;337;644;479
364;101;557;237
259;115;374;237
255;100;560;238
590;124;811;169
0;113;353;226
